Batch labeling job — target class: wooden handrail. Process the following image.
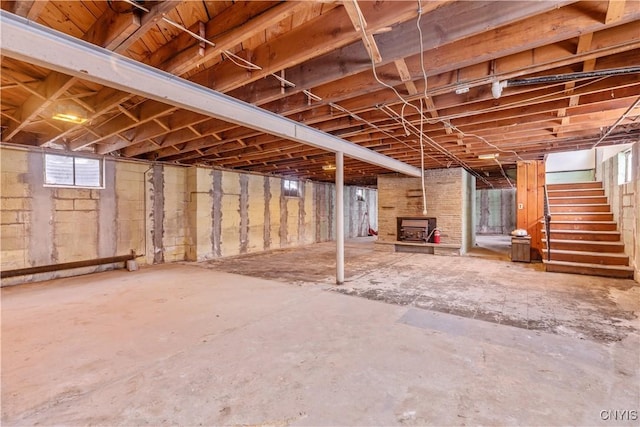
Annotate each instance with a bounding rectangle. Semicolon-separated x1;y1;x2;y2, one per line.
543;185;552;261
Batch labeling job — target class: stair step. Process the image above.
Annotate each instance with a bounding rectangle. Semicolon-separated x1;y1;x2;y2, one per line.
543;260;634;279
542;249;629;265
547;189;605;197
543;239;625;253
540;229;621;241
544;220;618;231
548;196;608;204
548;204;611;212
547;182;603;190
551;212;613;221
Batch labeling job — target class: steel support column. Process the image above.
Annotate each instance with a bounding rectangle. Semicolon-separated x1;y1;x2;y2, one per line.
336;151;344;285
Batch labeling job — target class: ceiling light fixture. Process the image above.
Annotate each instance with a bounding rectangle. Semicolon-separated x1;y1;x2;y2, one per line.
478;153;499;160
322;164;337;171
455;86;469;95
52;103;87;124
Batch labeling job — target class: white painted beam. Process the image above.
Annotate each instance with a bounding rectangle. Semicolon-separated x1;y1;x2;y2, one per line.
336;151;345;285
0;11;421;178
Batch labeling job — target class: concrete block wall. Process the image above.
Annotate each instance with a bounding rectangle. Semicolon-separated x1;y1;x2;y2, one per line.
187;169;318;260
162;166;188;262
475;188;516;234
1;148;30;270
1;149;145;285
598;142;639;282
1;146;377;284
314;183;377;242
377;168;472;251
461;170;476;254
115;162;146;260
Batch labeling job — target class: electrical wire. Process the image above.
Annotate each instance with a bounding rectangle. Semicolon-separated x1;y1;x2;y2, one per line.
328;102;441;161
593;96;640;148
271;72;297;88
419;98;427;214
494;158;514;188
121;0;149;12
121;0;485;184
107;0;136;14
221;50;263;71
441;76;610;122
416;0;428;101
351;1;493;187
162;16;217;49
391;74;613;162
378;104;493;187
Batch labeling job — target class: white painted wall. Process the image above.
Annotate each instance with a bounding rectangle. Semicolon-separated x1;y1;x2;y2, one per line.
546;149;595;172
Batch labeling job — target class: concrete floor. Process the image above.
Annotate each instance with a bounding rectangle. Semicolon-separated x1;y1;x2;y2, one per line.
2;238;639;426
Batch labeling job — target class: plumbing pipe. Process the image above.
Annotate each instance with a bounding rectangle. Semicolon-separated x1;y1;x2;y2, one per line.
1;250;140;279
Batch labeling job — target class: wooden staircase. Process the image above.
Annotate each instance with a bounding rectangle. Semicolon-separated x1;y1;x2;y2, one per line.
542;182;634;279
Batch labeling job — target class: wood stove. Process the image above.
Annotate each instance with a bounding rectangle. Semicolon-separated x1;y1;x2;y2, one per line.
397;217;437;243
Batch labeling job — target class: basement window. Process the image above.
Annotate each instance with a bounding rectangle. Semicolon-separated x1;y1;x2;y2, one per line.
618;149;633;185
44;153;104;188
283;179;300;197
356;188;365;202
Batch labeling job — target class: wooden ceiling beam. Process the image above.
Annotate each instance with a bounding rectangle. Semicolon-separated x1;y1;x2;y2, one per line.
2;1;181;144
394;59;418;95
125;120;245;158
157;1;306;76
69;102;178;150
292;67;640;137
606;0;627;24
2;70;75;140
341;0;382;64
385;91;640;145
553;33;596;134
51;1;636;159
41;87;133;146
131;44;638;161
228;1;576;106
2;6;142;141
246;16;640;125
115;0;182;54
188;0;431;93
9;0;46;19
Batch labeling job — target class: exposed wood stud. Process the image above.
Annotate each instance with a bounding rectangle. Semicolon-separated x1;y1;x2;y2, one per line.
605;0;627;24
153;118;171;132
188;125;202;137
394;59;418;95
118;105;140;122
198;22;206;57
341;0;382;63
1;74;47;100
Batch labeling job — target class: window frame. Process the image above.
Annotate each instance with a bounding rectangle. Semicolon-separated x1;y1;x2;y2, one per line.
282;178;300;198
43;153;105;189
356;188;366;202
618;148;633;185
